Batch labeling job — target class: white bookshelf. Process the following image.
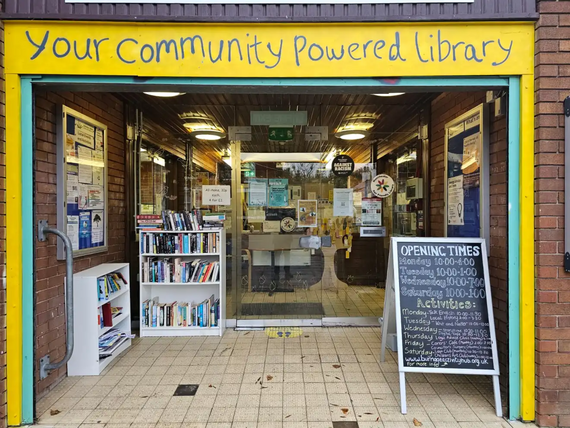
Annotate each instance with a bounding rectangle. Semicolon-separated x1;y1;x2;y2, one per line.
67;263;132;376
139;228;226;337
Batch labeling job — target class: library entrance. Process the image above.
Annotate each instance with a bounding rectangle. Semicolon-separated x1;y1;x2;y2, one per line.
129;91;428;326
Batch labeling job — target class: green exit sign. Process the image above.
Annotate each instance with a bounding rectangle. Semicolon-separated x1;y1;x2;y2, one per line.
269;127;294;141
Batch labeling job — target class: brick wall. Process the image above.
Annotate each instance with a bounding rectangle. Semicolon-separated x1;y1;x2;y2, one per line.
0;20;6;428
429;92;509;406
34;92;126;397
535;2;570;426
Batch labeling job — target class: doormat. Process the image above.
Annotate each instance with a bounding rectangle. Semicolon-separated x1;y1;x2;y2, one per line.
241;303;325;316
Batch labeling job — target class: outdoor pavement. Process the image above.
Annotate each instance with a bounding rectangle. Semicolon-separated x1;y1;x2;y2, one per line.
35;327;537;428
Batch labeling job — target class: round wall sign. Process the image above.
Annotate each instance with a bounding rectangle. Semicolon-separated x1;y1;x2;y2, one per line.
371;174;395;198
280;217;296;233
331;155;355;177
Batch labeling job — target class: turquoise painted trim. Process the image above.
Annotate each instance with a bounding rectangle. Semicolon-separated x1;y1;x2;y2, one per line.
20;77;34;424
507;76;521;421
31;76;510;87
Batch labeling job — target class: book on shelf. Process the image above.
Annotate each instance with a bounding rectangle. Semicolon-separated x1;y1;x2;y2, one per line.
142;259;220;284
98;305;124;329
141;231;220;255
136;214;164;230
141;295;220;328
97;272;128;301
162;210;204;232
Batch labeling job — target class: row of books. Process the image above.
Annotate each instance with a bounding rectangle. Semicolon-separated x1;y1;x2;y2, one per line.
142;259;220;284
164;210;203;231
98;304;123;330
97;273;127;301
141;296;220;328
141;232;220;255
99;328;129;358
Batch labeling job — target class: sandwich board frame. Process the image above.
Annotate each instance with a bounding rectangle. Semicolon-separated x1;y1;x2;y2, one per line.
380;237;502;417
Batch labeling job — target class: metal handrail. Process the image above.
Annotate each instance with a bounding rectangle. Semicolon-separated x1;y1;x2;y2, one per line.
38;221;74;380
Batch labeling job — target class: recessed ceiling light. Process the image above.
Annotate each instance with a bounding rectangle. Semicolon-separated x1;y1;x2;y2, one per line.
191;130;226;141
372;92;405;97
143;92;185;97
335;130;369;140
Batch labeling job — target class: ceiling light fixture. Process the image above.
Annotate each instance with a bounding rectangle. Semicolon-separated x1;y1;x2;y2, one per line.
191;130;226;141
335;130;369;140
372;92;405;97
143;92;185;97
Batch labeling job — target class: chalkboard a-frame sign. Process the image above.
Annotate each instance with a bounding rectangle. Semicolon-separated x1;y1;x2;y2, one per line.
380;237;502;417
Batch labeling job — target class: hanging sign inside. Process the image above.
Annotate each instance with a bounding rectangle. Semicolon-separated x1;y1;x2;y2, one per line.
331;155;355;177
371;174;395;198
380;237;502;417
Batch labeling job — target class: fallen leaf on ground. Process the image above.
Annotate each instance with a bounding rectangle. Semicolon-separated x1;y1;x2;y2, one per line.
341;408;349;415
208;384;216;388
332;364;341;369
255;377;261;384
413;418;423;426
266;375;273;381
50;410;60;416
285;415;291;419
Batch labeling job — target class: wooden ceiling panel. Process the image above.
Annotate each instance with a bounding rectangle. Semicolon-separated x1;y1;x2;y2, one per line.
116;92;435;163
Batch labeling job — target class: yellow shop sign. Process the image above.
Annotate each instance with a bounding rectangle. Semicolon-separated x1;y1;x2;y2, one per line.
6;21;533;77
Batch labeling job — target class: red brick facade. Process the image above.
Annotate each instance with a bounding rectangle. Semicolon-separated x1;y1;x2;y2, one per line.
535;2;570;426
34;92;127;397
429;92;509;405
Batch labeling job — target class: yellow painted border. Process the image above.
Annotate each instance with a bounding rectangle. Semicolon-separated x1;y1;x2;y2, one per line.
520;73;535;420
6;73;23;425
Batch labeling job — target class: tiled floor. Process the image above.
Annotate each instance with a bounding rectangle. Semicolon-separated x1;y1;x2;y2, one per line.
36;327;533;428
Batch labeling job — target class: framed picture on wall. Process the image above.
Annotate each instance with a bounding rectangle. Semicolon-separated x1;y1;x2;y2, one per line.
56;105;109;259
443;103;490;251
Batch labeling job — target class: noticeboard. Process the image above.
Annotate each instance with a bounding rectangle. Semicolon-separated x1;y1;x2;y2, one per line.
57;106;108;259
380;237;501;417
444;104;489;249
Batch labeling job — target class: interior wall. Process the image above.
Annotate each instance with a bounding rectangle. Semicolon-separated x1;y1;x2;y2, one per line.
429;92;509;406
34;92;127;397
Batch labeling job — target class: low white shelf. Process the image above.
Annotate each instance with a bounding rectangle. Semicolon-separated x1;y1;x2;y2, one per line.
67;263;132;376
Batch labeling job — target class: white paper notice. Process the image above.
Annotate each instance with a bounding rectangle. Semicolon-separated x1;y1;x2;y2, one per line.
462;133;480;173
92;167;104;185
78;184;89;209
79;164;93;184
67;174;79;204
333;188;353;217
202;185;231;205
362;198;382;226
75;121;95;149
91;210;104;244
78;146;93;184
67;215;79;250
248;179;268;207
87;185;105;210
448;175;465;225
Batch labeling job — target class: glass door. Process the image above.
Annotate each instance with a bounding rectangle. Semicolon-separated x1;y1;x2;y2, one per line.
233;139;339;324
